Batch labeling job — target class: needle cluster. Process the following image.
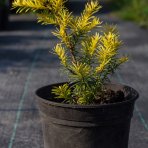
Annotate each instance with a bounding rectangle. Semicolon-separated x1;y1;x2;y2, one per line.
13;0;128;104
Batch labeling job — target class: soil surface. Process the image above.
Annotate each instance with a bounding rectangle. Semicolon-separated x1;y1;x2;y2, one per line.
95;89;125;104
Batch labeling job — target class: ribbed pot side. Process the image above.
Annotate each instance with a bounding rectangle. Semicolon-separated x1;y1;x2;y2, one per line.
36;83;139;148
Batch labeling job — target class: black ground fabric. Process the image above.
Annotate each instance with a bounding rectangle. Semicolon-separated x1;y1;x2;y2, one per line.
0;0;148;148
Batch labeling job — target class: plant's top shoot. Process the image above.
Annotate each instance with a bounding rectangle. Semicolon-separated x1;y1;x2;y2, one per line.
12;0;128;105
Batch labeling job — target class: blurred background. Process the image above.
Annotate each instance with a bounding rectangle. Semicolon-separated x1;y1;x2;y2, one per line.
0;0;148;148
0;0;148;30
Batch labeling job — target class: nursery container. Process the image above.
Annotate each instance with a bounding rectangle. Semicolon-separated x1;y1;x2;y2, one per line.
36;82;139;148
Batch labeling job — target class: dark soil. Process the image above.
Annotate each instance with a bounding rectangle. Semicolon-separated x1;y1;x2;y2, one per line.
94;89;125;104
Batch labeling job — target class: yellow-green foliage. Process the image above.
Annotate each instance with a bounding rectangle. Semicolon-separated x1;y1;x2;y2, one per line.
12;0;128;104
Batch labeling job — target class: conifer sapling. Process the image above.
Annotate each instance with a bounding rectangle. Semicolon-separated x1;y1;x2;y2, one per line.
12;0;128;104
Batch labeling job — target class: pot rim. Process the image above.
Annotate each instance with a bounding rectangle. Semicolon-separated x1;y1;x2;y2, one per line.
36;82;139;109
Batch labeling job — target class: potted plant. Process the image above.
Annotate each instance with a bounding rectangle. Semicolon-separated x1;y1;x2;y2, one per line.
0;0;9;30
12;0;139;148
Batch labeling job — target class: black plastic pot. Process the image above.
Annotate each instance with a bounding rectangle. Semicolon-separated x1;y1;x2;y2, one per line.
36;83;139;148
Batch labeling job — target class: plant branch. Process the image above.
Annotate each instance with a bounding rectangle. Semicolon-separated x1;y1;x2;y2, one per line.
69;44;77;63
